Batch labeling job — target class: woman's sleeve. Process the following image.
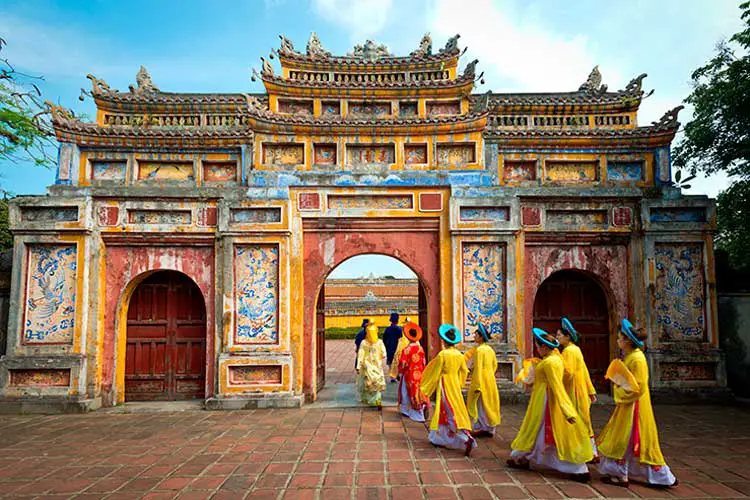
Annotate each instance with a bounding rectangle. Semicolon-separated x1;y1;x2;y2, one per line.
420;353;443;398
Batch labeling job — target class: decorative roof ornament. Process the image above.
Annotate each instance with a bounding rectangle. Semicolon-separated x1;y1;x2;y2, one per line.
129;66;159;95
579;66;607;94
243;93;268;114
306;32;331;58
463;59;479;79
440;34;461;54
83;74;116;98
45;101;79;126
471;90;492;113
279;34;297;55
410;33;433;57
652;105;684;129
260;57;274;76
349;39;391;61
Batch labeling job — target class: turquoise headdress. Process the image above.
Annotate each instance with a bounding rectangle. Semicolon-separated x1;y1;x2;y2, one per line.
438;323;461;345
561;317;579;343
620;319;644;348
533;327;560;349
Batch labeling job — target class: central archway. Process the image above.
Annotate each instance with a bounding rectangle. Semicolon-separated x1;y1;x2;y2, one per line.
532;270;611;391
124;271;207;401
302;219;441;401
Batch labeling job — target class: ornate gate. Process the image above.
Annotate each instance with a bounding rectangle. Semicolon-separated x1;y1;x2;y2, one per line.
125;271;206;401
315;287;326;391
532;270;610;392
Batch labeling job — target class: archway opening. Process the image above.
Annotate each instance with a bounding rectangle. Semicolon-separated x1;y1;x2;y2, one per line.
315;254;425;400
124;270;207;401
532;270;610;392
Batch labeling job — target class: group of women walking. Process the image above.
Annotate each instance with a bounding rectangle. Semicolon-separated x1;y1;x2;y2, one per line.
354;316;677;489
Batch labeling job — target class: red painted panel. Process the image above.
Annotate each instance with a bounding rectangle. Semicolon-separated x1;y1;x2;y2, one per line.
125;271;206;401
532;270;610;392
419;193;442;211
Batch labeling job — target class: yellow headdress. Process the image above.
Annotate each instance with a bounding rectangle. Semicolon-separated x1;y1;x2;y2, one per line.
365;323;379;344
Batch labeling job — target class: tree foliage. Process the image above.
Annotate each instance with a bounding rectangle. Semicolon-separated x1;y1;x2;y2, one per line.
673;2;750;271
0;37;55;172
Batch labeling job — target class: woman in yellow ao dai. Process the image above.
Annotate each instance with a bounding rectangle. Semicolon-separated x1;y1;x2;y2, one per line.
556;317;597;455
463;322;501;436
356;323;387;408
508;328;593;482
420;324;476;456
596;319;677;488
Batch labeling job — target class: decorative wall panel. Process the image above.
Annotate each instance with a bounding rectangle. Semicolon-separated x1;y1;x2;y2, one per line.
545;161;598;183
137;161;194;181
314;144;337;165
660;362;715;381
21;207;79;223
128;210;191;225
349;102;390;116
650;208;707;223
404;144;428;164
230;208;282;224
546;210;608;229
23;245;77;344
234;245;279;344
298;193;321;210
202;162;237;183
521;207;541;226
328;194;413;209
263;144;305;166
346;144;395;166
459;207;510;222
654;243;706;341
278;99;313;115
607;161;643;182
228;365;282;385
436;144;475;166
9;369;71;386
321;101;340;116
462;243;505;342
426;101;460;115
91;160;127;182
504;160;536;182
399;101;418;117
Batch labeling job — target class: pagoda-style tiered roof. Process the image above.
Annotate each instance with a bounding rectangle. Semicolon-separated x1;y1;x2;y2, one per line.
47;33;680;149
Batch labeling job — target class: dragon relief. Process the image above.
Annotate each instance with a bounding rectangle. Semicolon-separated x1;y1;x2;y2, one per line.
410;33;433;57
129;66;160;94
579;66;608;94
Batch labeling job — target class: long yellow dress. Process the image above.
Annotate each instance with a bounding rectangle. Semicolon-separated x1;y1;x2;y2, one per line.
561;343;596;438
356;338;386;406
420;347;472;432
597;348;666;465
511;349;594;465
464;344;501;429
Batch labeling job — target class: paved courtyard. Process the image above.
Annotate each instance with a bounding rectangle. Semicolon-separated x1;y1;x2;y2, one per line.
1;340;749;499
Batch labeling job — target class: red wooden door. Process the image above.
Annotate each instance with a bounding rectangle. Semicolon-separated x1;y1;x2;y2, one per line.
125;271;206;401
532;270;610;392
315;287;326;392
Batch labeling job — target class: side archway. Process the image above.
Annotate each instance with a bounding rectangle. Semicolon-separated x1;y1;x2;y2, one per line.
532;270;611;391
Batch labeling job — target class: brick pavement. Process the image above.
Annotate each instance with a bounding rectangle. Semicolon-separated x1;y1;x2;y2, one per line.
324;339;360;385
1;402;750;499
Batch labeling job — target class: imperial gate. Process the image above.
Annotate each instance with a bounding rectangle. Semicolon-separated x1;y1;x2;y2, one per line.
0;32;725;411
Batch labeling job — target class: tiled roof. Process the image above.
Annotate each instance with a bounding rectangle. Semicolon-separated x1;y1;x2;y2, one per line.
261;73;473;89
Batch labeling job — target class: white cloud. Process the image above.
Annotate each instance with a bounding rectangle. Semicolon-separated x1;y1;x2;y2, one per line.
311;0;395;40
427;0;624;92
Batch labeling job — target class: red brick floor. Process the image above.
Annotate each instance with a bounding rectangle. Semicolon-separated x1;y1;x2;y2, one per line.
324;339;362;385
1;403;750;499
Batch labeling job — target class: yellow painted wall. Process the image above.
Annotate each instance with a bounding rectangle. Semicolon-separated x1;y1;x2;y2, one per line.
325;315;419;329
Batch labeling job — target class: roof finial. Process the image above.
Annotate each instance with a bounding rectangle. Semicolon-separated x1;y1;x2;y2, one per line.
579;65;607;94
260;57;274;76
410;32;432;57
440;34;461;54
279;34;296;55
349;39;391;61
307;32;331;58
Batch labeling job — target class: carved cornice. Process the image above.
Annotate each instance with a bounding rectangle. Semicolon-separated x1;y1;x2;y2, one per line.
260;72;475;92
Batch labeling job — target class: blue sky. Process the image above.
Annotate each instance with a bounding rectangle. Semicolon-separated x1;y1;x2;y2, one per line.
0;0;744;277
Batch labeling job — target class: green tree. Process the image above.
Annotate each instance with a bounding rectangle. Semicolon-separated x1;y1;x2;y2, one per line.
0;37;55;173
673;1;750;270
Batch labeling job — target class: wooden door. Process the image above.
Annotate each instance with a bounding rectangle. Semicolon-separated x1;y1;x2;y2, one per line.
125;271;206;401
532;270;610;392
315;286;326;392
417;283;429;355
